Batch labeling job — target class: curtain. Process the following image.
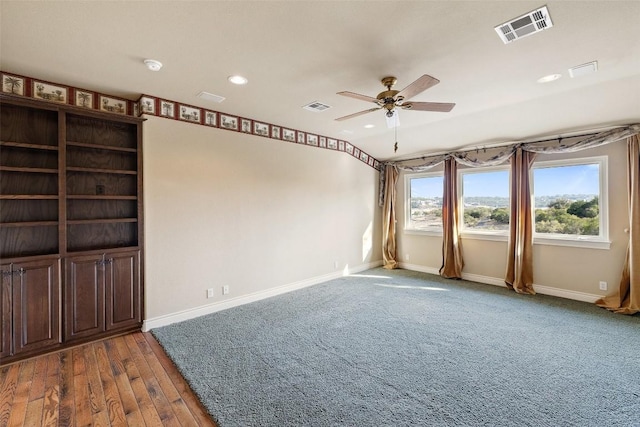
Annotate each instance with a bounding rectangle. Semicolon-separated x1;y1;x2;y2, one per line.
382;164;399;269
440;157;464;278
505;148;536;294
596;135;640;314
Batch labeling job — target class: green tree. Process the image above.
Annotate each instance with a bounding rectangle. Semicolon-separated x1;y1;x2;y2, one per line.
491;208;510;224
567;197;598;218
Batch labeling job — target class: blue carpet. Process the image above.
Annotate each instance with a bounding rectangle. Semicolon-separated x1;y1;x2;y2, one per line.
152;268;640;426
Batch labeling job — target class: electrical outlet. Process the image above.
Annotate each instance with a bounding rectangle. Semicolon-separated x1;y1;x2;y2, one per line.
334;261;339;269
222;285;229;295
599;281;608;291
207;288;214;298
405;253;410;261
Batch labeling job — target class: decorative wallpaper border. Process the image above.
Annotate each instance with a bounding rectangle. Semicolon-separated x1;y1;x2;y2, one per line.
1;71;381;170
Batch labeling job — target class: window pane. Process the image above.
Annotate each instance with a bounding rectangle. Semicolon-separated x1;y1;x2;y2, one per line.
408;176;443;230
533;163;600;236
462;170;510;231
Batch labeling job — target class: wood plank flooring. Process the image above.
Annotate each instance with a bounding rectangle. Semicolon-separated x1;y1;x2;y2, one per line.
0;332;218;427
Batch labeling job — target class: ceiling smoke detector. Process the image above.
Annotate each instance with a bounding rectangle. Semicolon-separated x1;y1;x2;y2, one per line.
144;59;163;71
495;6;553;44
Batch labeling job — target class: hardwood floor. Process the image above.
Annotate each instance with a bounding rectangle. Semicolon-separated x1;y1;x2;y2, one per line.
0;332;218;427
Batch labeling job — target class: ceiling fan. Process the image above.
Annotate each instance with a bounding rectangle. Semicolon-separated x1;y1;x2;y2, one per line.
335;74;455;125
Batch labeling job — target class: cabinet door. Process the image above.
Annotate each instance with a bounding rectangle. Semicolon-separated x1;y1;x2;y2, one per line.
105;250;140;331
1;264;12;358
12;258;61;355
64;254;105;341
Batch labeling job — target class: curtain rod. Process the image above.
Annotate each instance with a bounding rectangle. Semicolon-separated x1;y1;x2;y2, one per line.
387;125;623;165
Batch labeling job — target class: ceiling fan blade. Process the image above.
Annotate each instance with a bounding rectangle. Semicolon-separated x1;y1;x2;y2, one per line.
335;107;381;121
401;102;456;112
337;91;379;103
396;75;440;101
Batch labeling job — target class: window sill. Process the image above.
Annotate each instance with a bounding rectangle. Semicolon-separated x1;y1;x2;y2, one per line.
533;236;611;250
404;228;443;237
460;231;509;242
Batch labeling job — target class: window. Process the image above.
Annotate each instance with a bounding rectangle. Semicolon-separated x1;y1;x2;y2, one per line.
532;156;608;248
405;173;443;232
459;167;510;236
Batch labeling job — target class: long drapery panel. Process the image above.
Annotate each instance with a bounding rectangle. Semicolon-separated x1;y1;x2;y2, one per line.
382;164;399;269
505;148;536;294
440;157;464;278
596;135;639;315
378;125;639;302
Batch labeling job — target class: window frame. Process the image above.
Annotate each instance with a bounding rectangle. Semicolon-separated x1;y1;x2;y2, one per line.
458;165;511;241
404;171;444;235
531;155;610;249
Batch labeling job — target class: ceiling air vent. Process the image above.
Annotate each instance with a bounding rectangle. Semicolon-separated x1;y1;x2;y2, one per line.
197;91;225;103
303;101;331;112
494;6;553;44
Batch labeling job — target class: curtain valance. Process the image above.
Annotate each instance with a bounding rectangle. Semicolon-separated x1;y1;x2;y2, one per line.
379;124;640;206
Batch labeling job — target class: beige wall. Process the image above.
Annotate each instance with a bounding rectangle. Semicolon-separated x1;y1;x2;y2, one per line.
397;140;629;298
143;116;382;321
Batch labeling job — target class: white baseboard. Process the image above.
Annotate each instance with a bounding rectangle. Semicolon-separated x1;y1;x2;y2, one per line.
532;285;600;303
398;263;601;304
143;260;383;331
398;262;440;275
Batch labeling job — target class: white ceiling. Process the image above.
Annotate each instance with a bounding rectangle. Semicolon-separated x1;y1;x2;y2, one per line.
1;1;639;161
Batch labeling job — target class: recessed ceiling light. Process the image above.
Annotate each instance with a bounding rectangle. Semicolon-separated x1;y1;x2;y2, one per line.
537;73;562;83
143;59;162;71
364;124;375;129
228;75;248;85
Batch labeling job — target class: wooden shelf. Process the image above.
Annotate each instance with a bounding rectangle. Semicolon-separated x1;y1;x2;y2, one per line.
0;194;59;200
1;95;143;364
66;141;137;153
0;141;59;151
0;166;58;174
67;195;137;200
67;218;138;225
66;166;137;175
1;221;58;228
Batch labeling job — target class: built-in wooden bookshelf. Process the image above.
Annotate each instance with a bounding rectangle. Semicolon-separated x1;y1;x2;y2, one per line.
0;94;144;364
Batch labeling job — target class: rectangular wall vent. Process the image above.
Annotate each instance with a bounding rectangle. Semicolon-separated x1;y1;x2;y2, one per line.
494;6;553;44
569;61;598;78
197;91;225;103
303;101;331;112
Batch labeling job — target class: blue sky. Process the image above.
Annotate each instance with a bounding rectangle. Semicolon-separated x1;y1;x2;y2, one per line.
411;164;599;198
533;164;599;196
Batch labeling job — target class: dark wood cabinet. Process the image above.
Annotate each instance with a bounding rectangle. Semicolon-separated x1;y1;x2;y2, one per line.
0;95;144;364
64;253;105;341
1;268;11;358
65;250;140;342
1;258;61;358
105;250;141;331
